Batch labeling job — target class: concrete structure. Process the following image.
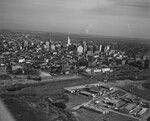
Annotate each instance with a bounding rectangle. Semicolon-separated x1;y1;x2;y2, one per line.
77;45;83;54
24;40;28;48
137;108;147;117
51;44;55;50
99;45;102;52
87;51;93;56
67;37;71;46
45;40;50;50
84;104;109;114
83;41;87;53
124;103;137;111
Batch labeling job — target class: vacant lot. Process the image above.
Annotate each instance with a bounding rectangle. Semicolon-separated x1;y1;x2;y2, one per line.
74;107;103;121
65;93;90;109
98;112;138;121
0;78;99;121
122;85;150;101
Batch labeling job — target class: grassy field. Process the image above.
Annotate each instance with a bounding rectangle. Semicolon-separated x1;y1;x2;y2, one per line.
2;95;77;121
98;112;138;121
1;78;98;96
0;78;99;121
65;93;90;109
2;98;46;121
74;108;138;121
74;107;103;121
143;82;150;90
121;85;150;101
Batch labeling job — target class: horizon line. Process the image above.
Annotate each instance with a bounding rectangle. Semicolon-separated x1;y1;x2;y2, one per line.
0;28;150;42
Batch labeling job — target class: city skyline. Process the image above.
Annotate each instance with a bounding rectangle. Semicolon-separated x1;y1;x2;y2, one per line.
0;0;150;39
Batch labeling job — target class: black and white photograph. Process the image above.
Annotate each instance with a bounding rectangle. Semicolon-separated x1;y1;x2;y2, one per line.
0;0;150;121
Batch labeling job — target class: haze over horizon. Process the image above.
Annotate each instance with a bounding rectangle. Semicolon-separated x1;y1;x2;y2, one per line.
0;0;150;39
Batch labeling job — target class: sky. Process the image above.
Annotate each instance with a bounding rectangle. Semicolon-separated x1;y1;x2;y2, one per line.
0;0;150;39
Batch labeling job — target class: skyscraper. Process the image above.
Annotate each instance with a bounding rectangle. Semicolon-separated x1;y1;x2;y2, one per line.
24;40;28;49
99;44;102;52
83;41;87;53
77;45;83;54
67;37;71;46
46;40;50;50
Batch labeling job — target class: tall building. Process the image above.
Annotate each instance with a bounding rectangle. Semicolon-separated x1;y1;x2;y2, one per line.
24;40;28;49
93;44;98;53
67;37;71;46
83;41;87;53
51;44;55;50
104;45;110;53
77;45;83;54
99;44;102;52
88;45;93;52
101;45;105;53
45;40;50;50
109;50;115;55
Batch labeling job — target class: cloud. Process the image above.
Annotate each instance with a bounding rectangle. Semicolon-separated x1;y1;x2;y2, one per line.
54;0;113;10
85;0;113;9
0;0;149;39
109;0;150;8
89;0;150;18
